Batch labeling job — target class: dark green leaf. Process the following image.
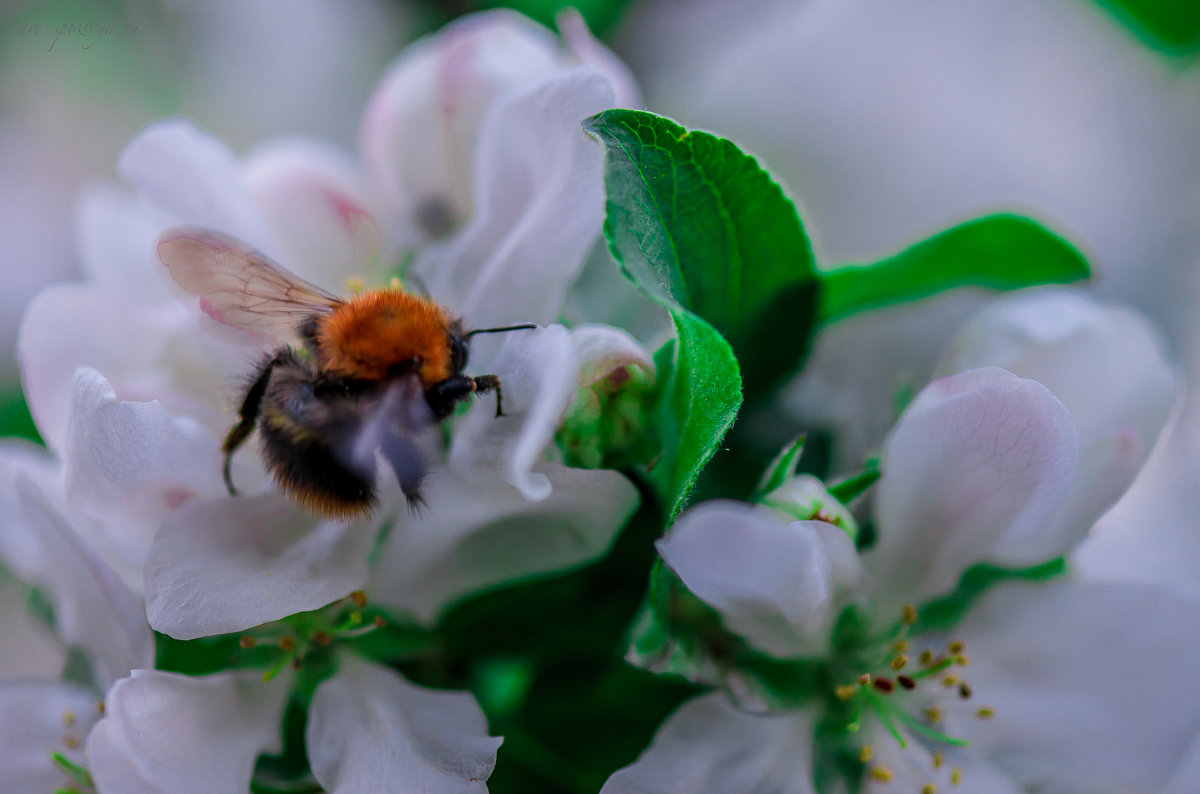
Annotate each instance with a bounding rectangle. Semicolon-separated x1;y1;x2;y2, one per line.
584;108;818;395
1095;0;1200;53
818;214;1090;324
0;385;42;444
646;314;742;521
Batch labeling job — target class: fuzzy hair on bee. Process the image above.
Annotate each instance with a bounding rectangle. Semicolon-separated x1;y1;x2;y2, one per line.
158;228;534;518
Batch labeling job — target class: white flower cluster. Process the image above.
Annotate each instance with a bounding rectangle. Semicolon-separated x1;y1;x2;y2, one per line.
2;8;1199;794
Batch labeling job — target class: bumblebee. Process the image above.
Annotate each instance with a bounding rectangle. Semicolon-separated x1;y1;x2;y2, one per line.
158;229;533;518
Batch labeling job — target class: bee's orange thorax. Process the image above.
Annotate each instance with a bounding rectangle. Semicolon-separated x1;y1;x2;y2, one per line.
315;289;453;385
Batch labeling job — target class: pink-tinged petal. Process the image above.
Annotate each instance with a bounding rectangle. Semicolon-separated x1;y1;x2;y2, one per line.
361;9;562;242
116;118;276;255
571;324;656;388
451;325;577;500
75;183;176;305
63;368;225;593
0;680;100;791
415;67;613;328
869;368;1077;611
558;8;642;108
18;284;246;451
602;693;816;794
937;289;1177;542
307;657;501;793
658;502;861;657
144;494;375;639
370;462;637;622
1;471;152;689
242;138;387;289
88;669;288;794
958;580;1200;792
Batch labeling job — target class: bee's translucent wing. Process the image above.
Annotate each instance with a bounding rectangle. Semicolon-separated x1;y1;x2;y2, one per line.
157;228;342;345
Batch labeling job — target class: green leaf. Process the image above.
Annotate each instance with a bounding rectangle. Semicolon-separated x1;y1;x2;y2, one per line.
818;214;1090;325
583;108;818;395
912;557;1068;635
0;385;42;444
646;314;742;521
1095;0;1200;54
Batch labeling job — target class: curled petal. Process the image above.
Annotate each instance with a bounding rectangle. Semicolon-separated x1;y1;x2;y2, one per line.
307;657;501;793
602;693;816;794
558;8;642;108
571;323;656;388
415;67;614;328
63;368;225;592
657;501;861;657
144;494;376;639
0;680;100;791
937;289;1176;541
117;118;276;255
242;138;386;288
361;9;562;241
369;462;638;622
869;368;1077;611
88;669;288;794
450;325;577;500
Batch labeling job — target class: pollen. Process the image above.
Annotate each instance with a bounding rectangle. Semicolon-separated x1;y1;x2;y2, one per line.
932;752;944;769
859;744;874;762
869;766;895;782
950;768;963;786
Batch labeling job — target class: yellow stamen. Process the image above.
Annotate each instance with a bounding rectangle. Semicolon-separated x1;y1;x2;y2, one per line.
279;636;296;652
345;276;366;293
858;673;872;686
859;744;874;762
902;604;918;624
890;654;909;671
976;707;995;719
950;768;963;786
942;675;960;688
924;708;943;724
62;711;75;727
351;590;368;608
239;636;256;649
919;650;935;666
63;735;79;749
932;751;944;769
947;640;964;654
922;785;937;794
893;639;910;653
869;766;895;782
836;685;857;701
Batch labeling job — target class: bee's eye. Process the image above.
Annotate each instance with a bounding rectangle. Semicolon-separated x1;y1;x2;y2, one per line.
451;336;469;372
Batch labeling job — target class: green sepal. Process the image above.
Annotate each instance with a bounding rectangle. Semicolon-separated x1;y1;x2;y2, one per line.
826;459;881;505
0;384;42;444
913;557;1068;635
50;751;93;788
817;214;1090;325
751;435;806;501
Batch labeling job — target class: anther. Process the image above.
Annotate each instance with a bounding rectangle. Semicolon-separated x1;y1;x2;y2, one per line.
313;631;333;646
932;752;944;769
351;590;368;608
859;745;874;762
924;708;943;724
63;735;79;749
836;685;857;701
958;683;972;700
292;657;303;670
898;675;916;690
372;616;386;628
950;768;962;786
919;650;935;666
858;673;872;686
941;675;959;688
869;766;895;783
345;276;366;292
62;711;75;727
947;640;964;654
239;636;256;649
976;707;994;719
922;785;937;794
954;654;969;667
279;636;296;652
902;604;918;624
873;677;895;694
893;639;910;653
890;654;909;671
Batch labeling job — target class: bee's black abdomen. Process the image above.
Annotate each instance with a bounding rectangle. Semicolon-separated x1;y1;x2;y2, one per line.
258;411;378;518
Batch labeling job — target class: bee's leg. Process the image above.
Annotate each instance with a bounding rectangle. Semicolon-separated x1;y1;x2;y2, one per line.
472;375;504;418
222;350;289;495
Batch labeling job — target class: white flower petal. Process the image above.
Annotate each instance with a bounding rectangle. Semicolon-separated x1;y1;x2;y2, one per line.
936;289;1177;541
76;183;175;305
369;461;637;621
0;469;152;690
117;118;276;254
18;284;244;452
415;66;614;328
862;738;1023;794
144;494;375;639
571;324;656;388
451;325;577;500
88;669;287;794
959;579;1200;792
869;368;1078;611
601;692;816;794
657;502;861;657
0;680;100;791
558;8;642;109
307;657;501;793
242;138;386;289
63;368;225;592
361;9;562;241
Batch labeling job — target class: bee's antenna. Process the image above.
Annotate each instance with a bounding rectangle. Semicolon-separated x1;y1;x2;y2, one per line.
466;323;538;338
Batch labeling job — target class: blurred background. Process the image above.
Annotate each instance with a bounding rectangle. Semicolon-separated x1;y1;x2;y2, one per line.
2;0;1199;683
